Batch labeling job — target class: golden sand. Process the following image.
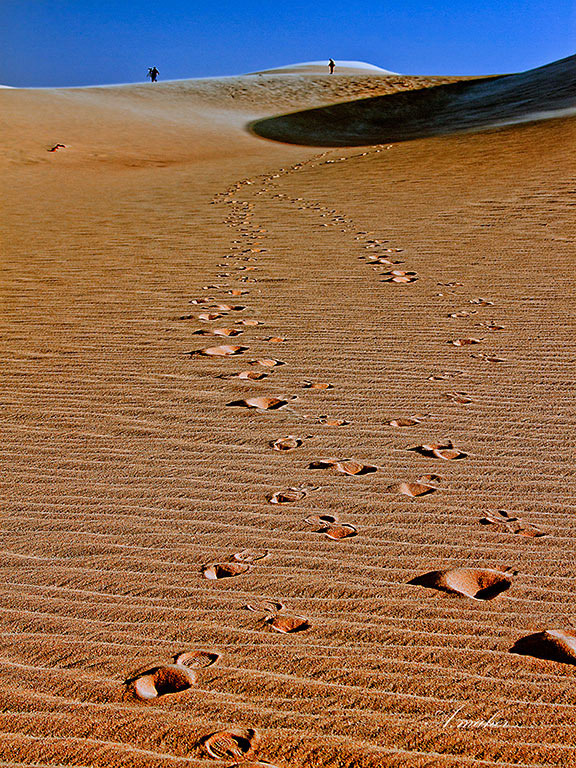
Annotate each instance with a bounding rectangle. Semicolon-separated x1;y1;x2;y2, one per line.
2;59;576;766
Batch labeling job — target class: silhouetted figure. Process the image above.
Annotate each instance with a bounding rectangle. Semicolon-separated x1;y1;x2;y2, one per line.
328;59;335;74
147;66;159;82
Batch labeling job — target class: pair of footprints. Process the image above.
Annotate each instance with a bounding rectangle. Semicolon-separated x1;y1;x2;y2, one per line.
200;551;309;631
411;569;576;667
126;655;273;765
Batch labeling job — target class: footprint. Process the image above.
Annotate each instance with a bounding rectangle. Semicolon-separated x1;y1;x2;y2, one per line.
202;561;252;579
317;416;349;426
408;441;467;460
213;304;246;311
236;371;268;380
251;358;285;368
450;338;483;346
304;513;356;539
472;353;506;362
478;322;504;331
265;614;310;633
201;729;259;761
449;310;476;318
470;297;494;306
309;458;377;475
189;345;248;357
193;328;243;337
387;416;423;427
419;473;444;482
269;487;308;504
239;319;261;326
384;270;418;283
510;630;576;665
244;599;285;613
387;481;438;497
226;396;289;410
271;435;303;451
304;514;338;526
125;652;214;700
266;336;286;343
408;567;515;600
445;391;473;404
323;524;357;540
228;289;249;296
427;370;463;381
173;650;220;668
198;312;224;322
233;549;269;563
303;381;333;390
480;510;546;537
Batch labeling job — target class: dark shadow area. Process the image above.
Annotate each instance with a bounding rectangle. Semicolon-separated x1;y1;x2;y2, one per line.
510;631;576;665
249;53;576;146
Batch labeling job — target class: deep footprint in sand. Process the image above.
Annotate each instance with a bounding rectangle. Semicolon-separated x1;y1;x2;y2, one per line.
266;614;310;633
193;327;243;337
388;416;423;427
202;561;252;579
303;381;333;390
309;458;377;476
244;599;285;614
202;729;260;761
125;651;218;700
251;358;285;368
510;629;576;665
305;516;357;540
233;549;269;563
470;297;494;306
269;487;310;504
189;345;248;357
387;480;439;497
408;441;467;460
445;391;473;404
227;396;290;410
271;435;303;451
480;510;547;537
409;567;515;600
383;270;418;283
317;415;349;426
450;337;483;346
427;370;463;381
212;303;246;311
235;370;268;380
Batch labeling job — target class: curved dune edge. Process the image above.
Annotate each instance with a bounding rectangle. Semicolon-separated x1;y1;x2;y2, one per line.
249;52;576;146
248;60;397;76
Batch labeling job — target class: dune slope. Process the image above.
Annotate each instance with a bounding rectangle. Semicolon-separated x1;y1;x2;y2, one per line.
251;52;576;145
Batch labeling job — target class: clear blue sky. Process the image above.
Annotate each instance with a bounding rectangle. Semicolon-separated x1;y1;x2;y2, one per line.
1;0;574;87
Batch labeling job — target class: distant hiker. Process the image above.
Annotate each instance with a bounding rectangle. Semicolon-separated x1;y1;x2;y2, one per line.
328;59;335;74
147;66;159;82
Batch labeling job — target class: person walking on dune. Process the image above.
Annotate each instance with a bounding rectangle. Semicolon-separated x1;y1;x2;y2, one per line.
328;59;335;74
147;66;159;82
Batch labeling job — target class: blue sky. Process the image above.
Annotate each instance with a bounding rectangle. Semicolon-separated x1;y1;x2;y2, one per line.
1;0;574;87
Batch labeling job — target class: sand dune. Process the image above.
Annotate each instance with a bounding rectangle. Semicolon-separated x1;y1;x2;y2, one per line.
252;52;576;145
249;60;397;75
2;55;576;767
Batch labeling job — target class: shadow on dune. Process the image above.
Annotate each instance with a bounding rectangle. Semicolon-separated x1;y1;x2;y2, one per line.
249;54;576;146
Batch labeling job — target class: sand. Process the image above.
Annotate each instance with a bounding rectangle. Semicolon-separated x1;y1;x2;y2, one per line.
2;57;576;768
